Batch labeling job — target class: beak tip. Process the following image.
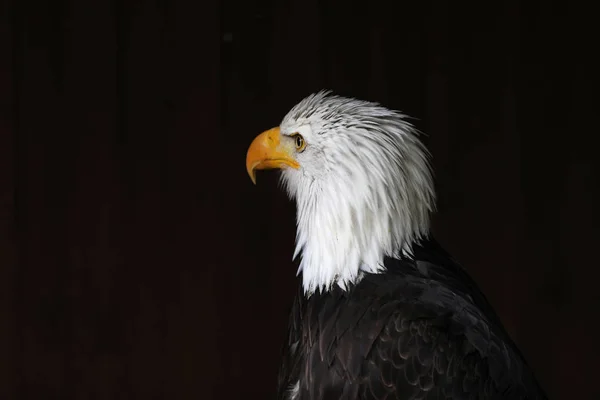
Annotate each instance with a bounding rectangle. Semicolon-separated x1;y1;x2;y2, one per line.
247;161;258;185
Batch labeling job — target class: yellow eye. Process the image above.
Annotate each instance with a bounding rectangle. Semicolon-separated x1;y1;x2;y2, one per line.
293;134;306;152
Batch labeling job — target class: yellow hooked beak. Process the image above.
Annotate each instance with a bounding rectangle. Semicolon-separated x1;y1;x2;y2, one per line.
246;127;300;184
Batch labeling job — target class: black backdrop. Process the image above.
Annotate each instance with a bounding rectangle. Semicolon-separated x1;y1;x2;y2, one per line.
1;1;598;399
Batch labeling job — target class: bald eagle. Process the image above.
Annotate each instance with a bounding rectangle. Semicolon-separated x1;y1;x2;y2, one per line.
246;91;547;400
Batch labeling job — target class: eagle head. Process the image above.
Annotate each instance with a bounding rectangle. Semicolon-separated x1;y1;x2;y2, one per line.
246;91;436;295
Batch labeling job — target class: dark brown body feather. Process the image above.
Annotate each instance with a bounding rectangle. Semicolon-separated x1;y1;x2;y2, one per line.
276;238;548;400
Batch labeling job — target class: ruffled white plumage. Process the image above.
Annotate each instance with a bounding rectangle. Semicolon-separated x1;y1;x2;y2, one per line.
278;91;436;295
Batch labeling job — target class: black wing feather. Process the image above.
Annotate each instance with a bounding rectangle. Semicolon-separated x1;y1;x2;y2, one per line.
276;238;548;400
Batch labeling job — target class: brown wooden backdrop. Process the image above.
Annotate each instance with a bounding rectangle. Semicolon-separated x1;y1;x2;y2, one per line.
1;0;598;399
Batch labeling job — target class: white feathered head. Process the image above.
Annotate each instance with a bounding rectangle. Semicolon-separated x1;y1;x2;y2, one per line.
246;91;436;295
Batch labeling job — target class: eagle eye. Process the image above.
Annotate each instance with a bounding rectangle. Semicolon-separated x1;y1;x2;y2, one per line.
292;133;306;152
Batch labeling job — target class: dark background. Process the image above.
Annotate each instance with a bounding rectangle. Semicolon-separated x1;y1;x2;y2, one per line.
1;0;598;399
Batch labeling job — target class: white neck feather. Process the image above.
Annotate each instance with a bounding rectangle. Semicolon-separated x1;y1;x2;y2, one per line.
280;108;435;296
